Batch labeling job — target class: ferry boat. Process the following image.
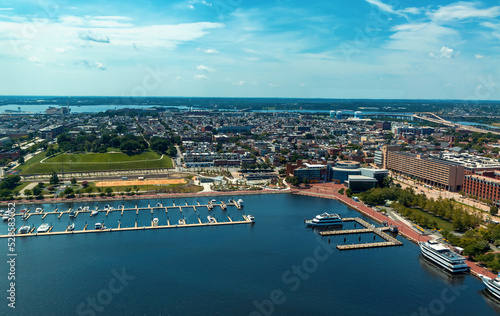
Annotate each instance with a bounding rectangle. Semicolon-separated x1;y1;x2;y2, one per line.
37;223;50;233
480;273;500;300
419;240;469;273
18;226;31;234
207;215;216;224
305;212;343;227
153;218;159;226
247;215;255;223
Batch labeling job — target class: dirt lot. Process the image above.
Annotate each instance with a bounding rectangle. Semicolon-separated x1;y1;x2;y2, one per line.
95;178;187;187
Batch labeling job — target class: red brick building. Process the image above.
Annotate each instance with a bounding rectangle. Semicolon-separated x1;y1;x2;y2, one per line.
463;171;500;205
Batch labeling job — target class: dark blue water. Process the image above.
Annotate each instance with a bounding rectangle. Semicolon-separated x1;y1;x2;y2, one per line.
1;194;499;315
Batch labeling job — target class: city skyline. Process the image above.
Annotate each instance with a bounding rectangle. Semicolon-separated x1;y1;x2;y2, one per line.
1;0;499;100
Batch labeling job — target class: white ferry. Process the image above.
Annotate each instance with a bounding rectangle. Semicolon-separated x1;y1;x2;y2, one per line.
305;212;343;227
419;240;469;273
480;273;500;300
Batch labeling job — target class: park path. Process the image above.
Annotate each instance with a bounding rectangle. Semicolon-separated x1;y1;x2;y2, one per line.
19;182;38;197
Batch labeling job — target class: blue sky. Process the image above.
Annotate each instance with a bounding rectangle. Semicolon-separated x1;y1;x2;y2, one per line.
1;0;499;100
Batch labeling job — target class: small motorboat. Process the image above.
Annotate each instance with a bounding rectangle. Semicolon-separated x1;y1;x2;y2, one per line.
67;223;75;231
207;216;216;224
178;219;186;225
210;199;217;203
37;223;50;233
0;210;4;215
156;203;162;207
35;208;42;213
247;215;255;223
69;210;76;218
18;226;31;234
153;218;159;226
103;205;110;210
77;206;83;211
95;222;106;230
207;204;213;211
389;225;398;233
91;210;99;217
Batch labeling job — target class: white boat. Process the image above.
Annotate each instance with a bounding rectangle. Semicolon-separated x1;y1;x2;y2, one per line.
156;203;162;207
207;204;213;210
37;223;50;233
18;226;31;234
91;210;99;217
210;199;217;203
67;223;75;231
305;212;343;227
237;199;244;207
178;219;186;225
480;273;500;300
389;225;398;233
153;218;159;226
419;240;469;273
103;205;110;210
0;209;4;215
77;206;83;211
207;216;216;224
247;215;255;223
35;207;42;213
95;222;105;230
221;203;227;211
2;214;10;221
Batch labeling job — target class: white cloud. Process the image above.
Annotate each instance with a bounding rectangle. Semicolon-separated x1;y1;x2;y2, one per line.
28;56;40;62
475;54;484;59
0;8;13;11
196;64;215;72
429;46;457;59
233;81;246;86
364;0;419;17
194;74;208;80
199;48;219;54
387;23;459;53
428;2;500;22
79;30;110;43
95;62;107;70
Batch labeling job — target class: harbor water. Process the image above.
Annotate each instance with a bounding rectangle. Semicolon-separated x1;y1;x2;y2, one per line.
1;194;499;315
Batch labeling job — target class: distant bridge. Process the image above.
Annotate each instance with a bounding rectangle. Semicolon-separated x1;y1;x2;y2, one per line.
412;112;500;135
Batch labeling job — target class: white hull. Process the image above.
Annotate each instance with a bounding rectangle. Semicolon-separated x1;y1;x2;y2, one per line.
420;243;469;273
482;276;500;300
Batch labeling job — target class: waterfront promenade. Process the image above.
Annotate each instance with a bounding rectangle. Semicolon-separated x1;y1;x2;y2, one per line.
292;183;497;279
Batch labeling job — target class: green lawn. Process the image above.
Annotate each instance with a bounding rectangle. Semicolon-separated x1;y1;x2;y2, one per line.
18;151;173;174
15;151;48;174
407;207;454;231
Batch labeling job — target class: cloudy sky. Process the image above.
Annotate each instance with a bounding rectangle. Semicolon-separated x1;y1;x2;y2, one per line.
1;0;499;100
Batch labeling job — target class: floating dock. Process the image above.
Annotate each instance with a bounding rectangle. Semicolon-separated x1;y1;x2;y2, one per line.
0;214;253;239
319;217;402;250
11;202;242;220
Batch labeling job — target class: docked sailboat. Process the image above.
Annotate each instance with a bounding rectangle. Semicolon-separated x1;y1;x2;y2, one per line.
305;212;343;227
419;240;469;273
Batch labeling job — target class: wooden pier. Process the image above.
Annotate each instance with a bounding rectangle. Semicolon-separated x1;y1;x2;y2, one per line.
0;214;253;239
11;201;243;220
320;217;402;250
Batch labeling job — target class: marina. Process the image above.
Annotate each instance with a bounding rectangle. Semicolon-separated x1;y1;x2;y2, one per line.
0;199;252;238
1;194;499;315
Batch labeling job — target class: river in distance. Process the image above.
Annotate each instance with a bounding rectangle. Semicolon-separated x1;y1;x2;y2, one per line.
1;193;499;315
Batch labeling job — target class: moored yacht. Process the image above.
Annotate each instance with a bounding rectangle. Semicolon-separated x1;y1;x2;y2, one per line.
67;223;75;231
37;223;50;233
18;226;31;234
480;273;500;300
305;212;343;227
207;215;216;224
247;215;255;223
178;218;186;225
153;218;159;226
419;240;469;273
91;210;99;217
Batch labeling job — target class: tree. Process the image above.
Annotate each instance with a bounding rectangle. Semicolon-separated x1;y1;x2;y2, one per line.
490;206;499;216
71;177;77;185
105;187;113;196
346;188;353;198
81;181;89;188
49;172;59;185
32;186;42;196
18;156;25;164
24;189;33;196
0;175;21;190
63;187;74;195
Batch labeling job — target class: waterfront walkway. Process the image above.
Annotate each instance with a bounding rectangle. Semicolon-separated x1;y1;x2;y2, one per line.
293;183;496;279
